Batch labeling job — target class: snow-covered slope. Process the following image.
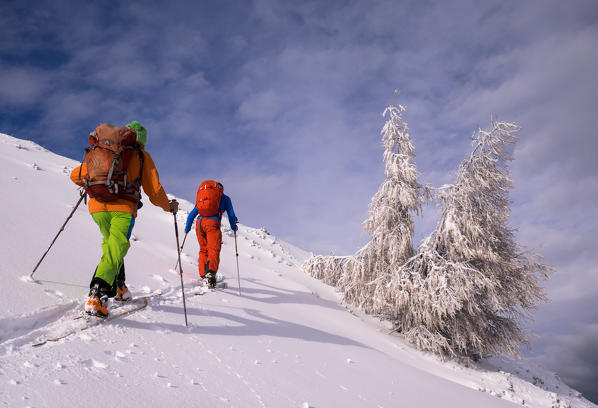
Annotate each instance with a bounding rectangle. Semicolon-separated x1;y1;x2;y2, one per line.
0;133;593;408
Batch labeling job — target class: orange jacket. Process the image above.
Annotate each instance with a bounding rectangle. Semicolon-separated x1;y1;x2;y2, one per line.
70;147;171;217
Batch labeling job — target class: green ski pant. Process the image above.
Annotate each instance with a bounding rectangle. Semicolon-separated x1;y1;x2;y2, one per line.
91;211;135;286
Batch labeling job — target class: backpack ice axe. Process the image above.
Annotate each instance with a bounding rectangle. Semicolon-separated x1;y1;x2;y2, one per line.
30;190;86;280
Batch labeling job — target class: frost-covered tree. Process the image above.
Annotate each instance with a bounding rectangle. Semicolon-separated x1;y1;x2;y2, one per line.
304;106;550;359
303;104;424;312
373;121;550;358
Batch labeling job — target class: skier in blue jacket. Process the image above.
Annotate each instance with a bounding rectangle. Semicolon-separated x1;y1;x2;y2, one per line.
185;181;237;288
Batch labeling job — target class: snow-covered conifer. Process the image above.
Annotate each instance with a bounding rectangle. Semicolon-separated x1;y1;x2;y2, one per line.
303;104;424;313
376;121;550;357
304;108;550;359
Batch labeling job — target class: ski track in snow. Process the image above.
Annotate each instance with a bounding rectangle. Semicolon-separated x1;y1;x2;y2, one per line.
0;300;79;354
193;337;266;407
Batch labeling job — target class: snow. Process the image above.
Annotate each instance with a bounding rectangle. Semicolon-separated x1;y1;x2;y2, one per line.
0;132;594;408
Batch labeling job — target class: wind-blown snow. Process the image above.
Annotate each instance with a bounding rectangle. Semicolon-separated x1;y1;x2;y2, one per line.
0;133;594;407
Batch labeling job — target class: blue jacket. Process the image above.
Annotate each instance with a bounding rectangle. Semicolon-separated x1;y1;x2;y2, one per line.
185;194;237;233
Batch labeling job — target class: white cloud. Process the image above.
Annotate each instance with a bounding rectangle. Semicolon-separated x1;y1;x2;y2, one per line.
237;89;282;120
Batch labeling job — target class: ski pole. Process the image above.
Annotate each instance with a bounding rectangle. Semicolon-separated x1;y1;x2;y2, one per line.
173;232;188;271
234;230;241;296
173;212;189;327
30;190;86;279
181;232;188;250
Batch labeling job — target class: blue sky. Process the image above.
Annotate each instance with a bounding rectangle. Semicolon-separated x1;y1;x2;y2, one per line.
1;0;597;401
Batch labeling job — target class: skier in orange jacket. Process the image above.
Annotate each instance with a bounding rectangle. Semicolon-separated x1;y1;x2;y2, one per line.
71;121;178;316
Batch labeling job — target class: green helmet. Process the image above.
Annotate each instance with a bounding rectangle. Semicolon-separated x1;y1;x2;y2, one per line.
125;121;147;146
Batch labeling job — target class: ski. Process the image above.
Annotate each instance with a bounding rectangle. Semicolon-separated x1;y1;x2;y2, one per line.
31;294;158;347
192;275;227;295
193;283;227;295
207;281;228;291
214;281;228;289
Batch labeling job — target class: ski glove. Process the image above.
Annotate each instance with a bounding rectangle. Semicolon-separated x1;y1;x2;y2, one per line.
230;217;238;232
169;199;179;214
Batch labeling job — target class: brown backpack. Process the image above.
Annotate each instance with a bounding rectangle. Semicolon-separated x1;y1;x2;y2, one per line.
80;123;143;204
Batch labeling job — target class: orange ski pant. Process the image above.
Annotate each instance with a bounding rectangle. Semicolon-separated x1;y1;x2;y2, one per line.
196;217;222;277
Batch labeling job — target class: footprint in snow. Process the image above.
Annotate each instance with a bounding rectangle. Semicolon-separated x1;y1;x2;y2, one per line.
93;360;108;369
193;286;208;295
192;379;209;392
153;275;167;283
44;289;64;299
80;359;107;369
114;351;127;362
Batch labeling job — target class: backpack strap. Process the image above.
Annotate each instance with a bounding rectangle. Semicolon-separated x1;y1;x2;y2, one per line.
198;215;220;221
136;145;143;184
105;150;121;193
105;145;135;195
121;145;144;209
78;147;94;188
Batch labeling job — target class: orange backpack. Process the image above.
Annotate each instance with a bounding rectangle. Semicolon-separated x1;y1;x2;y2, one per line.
195;180;223;217
80;123;142;203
